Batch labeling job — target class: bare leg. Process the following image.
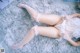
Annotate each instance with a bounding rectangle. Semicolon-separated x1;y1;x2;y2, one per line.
12;26;60;49
18;3;62;25
18;3;39;20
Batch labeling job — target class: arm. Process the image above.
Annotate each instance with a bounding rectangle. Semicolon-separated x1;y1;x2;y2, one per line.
67;38;80;46
63;33;80;46
70;13;80;18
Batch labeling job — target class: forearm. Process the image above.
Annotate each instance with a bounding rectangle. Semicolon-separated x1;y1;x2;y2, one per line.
71;13;80;17
67;38;79;46
63;33;80;46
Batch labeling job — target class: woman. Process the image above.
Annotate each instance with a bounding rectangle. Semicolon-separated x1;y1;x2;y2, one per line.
12;3;80;49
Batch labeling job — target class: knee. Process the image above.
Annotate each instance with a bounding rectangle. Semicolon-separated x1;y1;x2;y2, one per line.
31;25;38;30
31;25;39;36
33;13;41;22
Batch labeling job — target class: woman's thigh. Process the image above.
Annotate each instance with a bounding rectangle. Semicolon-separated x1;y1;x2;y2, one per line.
36;26;60;38
38;14;62;25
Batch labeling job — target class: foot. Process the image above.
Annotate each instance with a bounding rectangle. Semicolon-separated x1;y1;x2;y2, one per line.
18;3;28;8
12;43;24;49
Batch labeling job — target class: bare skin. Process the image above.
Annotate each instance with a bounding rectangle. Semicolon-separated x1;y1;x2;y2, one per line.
12;3;80;49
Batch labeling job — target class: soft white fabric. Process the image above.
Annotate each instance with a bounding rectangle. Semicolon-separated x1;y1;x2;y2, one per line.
55;17;80;38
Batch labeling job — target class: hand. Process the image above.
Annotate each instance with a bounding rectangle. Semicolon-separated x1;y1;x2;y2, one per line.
11;43;24;49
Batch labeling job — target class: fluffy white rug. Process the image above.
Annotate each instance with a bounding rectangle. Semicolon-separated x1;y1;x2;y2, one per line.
0;0;80;53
